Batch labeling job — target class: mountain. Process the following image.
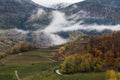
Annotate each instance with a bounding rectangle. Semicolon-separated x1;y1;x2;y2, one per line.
0;0;52;30
61;0;120;25
0;0;120;46
26;0;120;46
49;3;70;9
0;0;120;30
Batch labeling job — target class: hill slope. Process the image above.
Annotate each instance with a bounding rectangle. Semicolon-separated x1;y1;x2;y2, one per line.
0;0;52;30
61;0;120;25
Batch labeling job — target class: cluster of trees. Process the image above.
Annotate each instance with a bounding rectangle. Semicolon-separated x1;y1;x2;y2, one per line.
89;32;120;70
10;42;36;54
60;53;103;74
0;39;37;60
59;31;120;74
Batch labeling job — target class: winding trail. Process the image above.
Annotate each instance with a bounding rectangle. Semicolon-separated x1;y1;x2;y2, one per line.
47;58;58;62
55;69;67;76
15;70;21;80
55;69;63;75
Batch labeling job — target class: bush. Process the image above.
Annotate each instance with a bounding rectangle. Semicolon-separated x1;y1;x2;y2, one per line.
106;70;117;80
117;73;120;80
0;51;6;59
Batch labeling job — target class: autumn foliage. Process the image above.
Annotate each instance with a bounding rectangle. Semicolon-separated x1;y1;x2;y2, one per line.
59;31;120;74
10;42;36;54
0;51;6;59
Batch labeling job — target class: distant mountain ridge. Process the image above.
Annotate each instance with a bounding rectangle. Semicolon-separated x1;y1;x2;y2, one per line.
0;0;120;30
61;0;120;25
0;0;52;30
0;0;120;46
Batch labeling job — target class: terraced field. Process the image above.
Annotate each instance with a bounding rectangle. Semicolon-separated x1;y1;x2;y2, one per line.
0;48;105;80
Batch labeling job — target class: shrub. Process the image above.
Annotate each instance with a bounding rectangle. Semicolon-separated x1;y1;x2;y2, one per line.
106;70;117;80
117;73;120;80
0;51;6;59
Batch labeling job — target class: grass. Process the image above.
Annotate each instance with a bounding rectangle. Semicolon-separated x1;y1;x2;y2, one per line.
0;48;106;80
24;72;105;80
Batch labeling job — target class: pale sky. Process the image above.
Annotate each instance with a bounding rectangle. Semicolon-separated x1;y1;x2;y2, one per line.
32;0;84;7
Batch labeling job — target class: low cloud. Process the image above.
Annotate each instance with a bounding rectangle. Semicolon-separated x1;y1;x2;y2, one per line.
44;11;120;32
14;28;29;34
30;10;120;46
28;9;46;22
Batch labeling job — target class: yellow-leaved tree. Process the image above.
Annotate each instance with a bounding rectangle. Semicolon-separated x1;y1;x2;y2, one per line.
106;70;117;80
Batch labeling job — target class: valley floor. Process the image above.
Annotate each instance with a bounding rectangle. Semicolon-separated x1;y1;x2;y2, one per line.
0;48;105;80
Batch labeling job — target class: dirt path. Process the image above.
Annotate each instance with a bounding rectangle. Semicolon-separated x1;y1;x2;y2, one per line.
55;69;63;75
55;69;67;76
15;70;21;80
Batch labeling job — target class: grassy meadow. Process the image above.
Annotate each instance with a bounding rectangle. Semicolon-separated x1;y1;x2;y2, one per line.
0;48;105;80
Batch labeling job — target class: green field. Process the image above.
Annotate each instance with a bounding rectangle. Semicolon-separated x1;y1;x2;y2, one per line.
0;48;105;80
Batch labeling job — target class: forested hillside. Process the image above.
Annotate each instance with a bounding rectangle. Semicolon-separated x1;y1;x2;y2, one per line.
0;0;52;30
54;31;120;73
0;29;36;60
0;0;120;30
61;0;120;25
